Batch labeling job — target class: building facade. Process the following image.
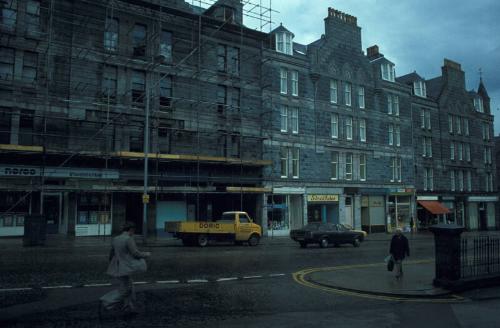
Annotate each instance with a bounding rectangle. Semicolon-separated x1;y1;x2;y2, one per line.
0;1;496;237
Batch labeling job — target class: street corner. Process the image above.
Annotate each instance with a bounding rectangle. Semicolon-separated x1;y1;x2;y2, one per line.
292;261;466;303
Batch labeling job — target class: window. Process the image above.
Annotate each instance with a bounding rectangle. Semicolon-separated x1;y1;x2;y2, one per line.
387;94;399;116
465;144;471;162
276;32;293;55
474;97;484;113
424;168;433;191
482;122;491;140
218;45;239;75
280;105;288;132
331;151;339;180
291;107;298;134
345;116;353;140
420;108;431;130
463;118;469;136
413;80;427;97
159;30;172;62
359;118;366;142
388;124;394;146
132;23;147;56
450;142;455;160
455;115;462;135
331;113;338;139
217;85;226;113
159;75;172;107
358;87;365;109
230;87;240;111
422;137;432;157
330;80;338;104
102;65;117;99
280;68;287;94
280;147;288;178
22;51;37;82
466;171;472;192
381;63;395;82
26;0;40;33
448;115;453;134
104;17;119;51
450;171;455;191
0;47;14;80
344;82;351;106
1;0;17;32
214;5;234;22
458;170;464;192
395;125;400;147
291;148;299;178
131;70;145;103
391;157;401;182
291;70;298;96
458;142;463;161
485;173;494;192
484;146;492;165
359;154;366;181
345;153;353;180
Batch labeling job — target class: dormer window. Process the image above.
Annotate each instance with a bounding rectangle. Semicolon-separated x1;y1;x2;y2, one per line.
381;63;395;82
214;5;234;23
474;97;484;113
413;80;427;97
276;32;293;55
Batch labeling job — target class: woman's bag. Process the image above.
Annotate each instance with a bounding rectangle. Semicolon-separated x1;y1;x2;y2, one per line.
386;256;394;272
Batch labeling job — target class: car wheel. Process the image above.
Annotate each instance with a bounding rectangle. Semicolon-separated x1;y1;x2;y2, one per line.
248;234;260;246
299;242;307;248
353;238;361;248
319;237;329;248
197;234;209;247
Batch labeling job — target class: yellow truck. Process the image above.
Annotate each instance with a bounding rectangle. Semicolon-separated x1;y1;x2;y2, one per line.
165;211;262;247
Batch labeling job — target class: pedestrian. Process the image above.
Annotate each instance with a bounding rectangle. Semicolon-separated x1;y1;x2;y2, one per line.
389;228;410;280
100;222;151;315
409;216;415;234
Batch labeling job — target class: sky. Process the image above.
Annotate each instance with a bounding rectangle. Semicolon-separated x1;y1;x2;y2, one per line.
244;0;500;134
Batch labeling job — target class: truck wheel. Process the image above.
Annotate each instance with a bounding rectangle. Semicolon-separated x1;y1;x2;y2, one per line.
197;234;209;247
248;234;260;246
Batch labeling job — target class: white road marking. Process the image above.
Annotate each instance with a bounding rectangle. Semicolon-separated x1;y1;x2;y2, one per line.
0;287;33;292
216;277;238;282
156;280;180;284
42;285;73;289
187;279;209;283
133;281;149;285
243;275;262;279
269;273;286;277
83;283;112;287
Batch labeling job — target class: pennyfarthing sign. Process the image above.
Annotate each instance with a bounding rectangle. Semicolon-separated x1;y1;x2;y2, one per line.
307;194;339;202
0;165;119;179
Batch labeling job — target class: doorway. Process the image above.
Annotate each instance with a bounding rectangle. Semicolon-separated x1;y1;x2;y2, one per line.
43;193;62;234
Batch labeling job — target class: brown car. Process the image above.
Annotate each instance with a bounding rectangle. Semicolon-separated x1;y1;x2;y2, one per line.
290;223;364;248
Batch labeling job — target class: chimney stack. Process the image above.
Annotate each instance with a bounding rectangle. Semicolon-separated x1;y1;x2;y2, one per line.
366;45;380;59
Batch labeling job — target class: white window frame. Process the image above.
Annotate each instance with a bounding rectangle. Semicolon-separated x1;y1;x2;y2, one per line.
388;124;394;146
280;105;288;132
424;168;433;191
465;143;471;162
276;32;284;53
346;116;353;140
387;94;393;115
291;107;299;134
331;113;338;139
358;86;365;109
456;115;462;135
331;151;339;180
291;148;299;178
359;118;366;142
448;115;453;134
458;142;463;161
381;63;395;82
395;125;401;147
474;97;484;113
291;70;298;96
330;80;338;104
280;68;287;94
344;82;352;106
413;80;427;97
458;170;464;192
464;118;469;136
466;171;472;192
359;154;366;181
280;147;288;178
450;142;455;160
345;153;353;181
450;170;455;191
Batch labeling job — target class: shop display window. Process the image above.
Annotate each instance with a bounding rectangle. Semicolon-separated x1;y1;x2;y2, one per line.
76;193;111;225
267;195;290;231
0;192;31;229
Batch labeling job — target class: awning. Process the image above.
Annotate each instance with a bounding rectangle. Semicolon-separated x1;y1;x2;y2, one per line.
418;200;450;215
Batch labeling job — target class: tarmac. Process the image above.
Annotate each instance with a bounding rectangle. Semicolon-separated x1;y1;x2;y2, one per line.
1;230;499;321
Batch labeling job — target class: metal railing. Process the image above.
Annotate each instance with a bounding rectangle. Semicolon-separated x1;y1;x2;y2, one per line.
460;236;500;278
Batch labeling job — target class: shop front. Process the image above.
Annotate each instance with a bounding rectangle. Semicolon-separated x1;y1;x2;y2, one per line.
416;196;451;229
360;194;386;233
265;187;304;237
74;192;112;237
467;196;498;231
306;193;340;224
0;191;33;237
388;189;415;232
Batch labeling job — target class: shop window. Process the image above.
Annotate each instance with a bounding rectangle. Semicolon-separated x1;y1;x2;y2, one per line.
0;192;30;232
76;193;112;236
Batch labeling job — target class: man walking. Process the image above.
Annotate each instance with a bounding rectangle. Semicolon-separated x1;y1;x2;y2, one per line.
389;228;410;279
100;222;151;315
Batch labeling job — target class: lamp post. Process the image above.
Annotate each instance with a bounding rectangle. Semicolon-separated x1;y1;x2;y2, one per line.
142;79;151;241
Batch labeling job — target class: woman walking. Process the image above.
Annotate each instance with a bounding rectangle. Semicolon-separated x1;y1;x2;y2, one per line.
389;228;410;279
100;222;151;315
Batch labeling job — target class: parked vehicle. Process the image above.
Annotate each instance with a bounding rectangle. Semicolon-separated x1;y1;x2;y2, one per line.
340;223;368;238
165;211;262;247
290;223;365;248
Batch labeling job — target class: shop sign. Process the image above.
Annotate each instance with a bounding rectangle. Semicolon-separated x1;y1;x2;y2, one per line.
0;165;119;179
369;198;384;207
417;196;438;201
307;194;339;202
468;196;498;202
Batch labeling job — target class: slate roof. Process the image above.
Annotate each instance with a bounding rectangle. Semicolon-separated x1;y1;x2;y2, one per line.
425;77;443;100
270;23;295;37
396;72;423;85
